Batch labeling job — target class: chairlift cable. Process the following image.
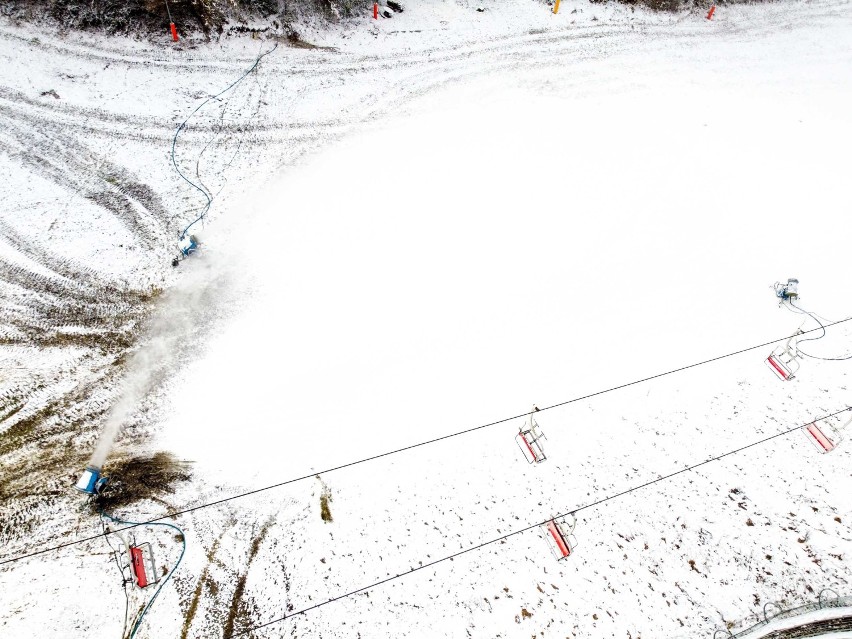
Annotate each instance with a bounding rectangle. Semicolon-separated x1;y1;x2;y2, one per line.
231;406;852;636
1;318;851;568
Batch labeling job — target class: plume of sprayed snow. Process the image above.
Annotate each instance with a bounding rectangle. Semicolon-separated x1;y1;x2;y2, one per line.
88;244;231;469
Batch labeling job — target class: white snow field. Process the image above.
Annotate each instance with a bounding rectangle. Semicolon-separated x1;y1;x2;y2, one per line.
1;1;852;638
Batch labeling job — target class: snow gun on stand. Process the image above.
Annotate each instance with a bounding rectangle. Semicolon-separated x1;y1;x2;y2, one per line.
172;233;198;267
74;465;109;496
774;277;799;302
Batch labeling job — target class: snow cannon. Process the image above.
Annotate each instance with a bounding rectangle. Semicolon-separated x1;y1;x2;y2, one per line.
173;234;199;267
74;465;108;495
178;234;198;257
775;278;799;301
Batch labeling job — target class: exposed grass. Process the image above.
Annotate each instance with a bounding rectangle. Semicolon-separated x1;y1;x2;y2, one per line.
181;529;229;639
93;451;192;512
0;442;85;497
591;0;681;10
320;492;333;522
0;401;25;425
0;400;60;457
0;441;88;540
316;475;334;522
30;328;136;351
223;516;274;638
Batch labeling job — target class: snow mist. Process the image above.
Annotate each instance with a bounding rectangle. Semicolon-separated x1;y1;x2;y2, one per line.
88;245;227;470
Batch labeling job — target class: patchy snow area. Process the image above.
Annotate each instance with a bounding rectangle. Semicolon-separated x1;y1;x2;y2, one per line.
1;0;851;638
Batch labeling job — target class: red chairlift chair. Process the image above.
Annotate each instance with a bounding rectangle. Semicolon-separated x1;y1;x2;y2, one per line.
543;514;578;560
766;336;801;381
802;413;851;454
516;411;547;464
129;542;159;589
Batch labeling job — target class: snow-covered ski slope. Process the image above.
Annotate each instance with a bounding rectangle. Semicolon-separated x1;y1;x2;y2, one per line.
1;0;851;637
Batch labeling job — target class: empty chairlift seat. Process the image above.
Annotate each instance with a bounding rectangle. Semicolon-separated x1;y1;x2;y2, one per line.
543;516;578;560
516;412;547;464
766;343;801;381
129;543;159;589
802;413;851;454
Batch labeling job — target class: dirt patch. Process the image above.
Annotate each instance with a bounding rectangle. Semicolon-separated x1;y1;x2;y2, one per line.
320;492;333;522
223;516;275;638
317;475;333;523
0;400;61;457
181;526;231;639
93;451;192;512
271;30;338;51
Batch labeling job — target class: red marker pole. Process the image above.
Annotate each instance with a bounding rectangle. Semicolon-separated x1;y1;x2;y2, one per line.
165;0;179;41
373;2;378;19
706;5;716;19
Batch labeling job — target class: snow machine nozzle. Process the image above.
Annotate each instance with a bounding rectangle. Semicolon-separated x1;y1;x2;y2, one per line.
774;277;799;301
178;234;198;257
173;234;199;267
74;465;108;495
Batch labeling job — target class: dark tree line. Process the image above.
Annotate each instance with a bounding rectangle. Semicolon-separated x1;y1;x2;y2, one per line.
1;0;370;37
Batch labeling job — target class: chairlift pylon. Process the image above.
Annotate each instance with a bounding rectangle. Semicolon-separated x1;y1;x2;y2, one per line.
543;513;578;560
802;412;852;454
516;407;547;464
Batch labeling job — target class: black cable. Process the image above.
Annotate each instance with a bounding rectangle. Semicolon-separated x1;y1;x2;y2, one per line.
794;304;852;360
232;405;852;636
781;298;834;324
100;516;131;639
785;301;852;361
801;351;852;362
1;318;850;568
790;301;826;344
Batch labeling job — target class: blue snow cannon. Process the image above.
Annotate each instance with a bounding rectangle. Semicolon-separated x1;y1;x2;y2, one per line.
774;278;799;301
74;465;108;495
178;234;198;257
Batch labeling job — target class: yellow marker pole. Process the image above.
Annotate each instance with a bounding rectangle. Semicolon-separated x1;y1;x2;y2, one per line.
553;0;561;13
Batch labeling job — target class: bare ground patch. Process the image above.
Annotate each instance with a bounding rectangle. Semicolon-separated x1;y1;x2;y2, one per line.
180;522;236;639
317;475;333;523
92;451;192;512
223;515;276;638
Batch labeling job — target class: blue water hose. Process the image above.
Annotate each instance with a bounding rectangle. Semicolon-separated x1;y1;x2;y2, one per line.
101;510;187;639
172;43;278;241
